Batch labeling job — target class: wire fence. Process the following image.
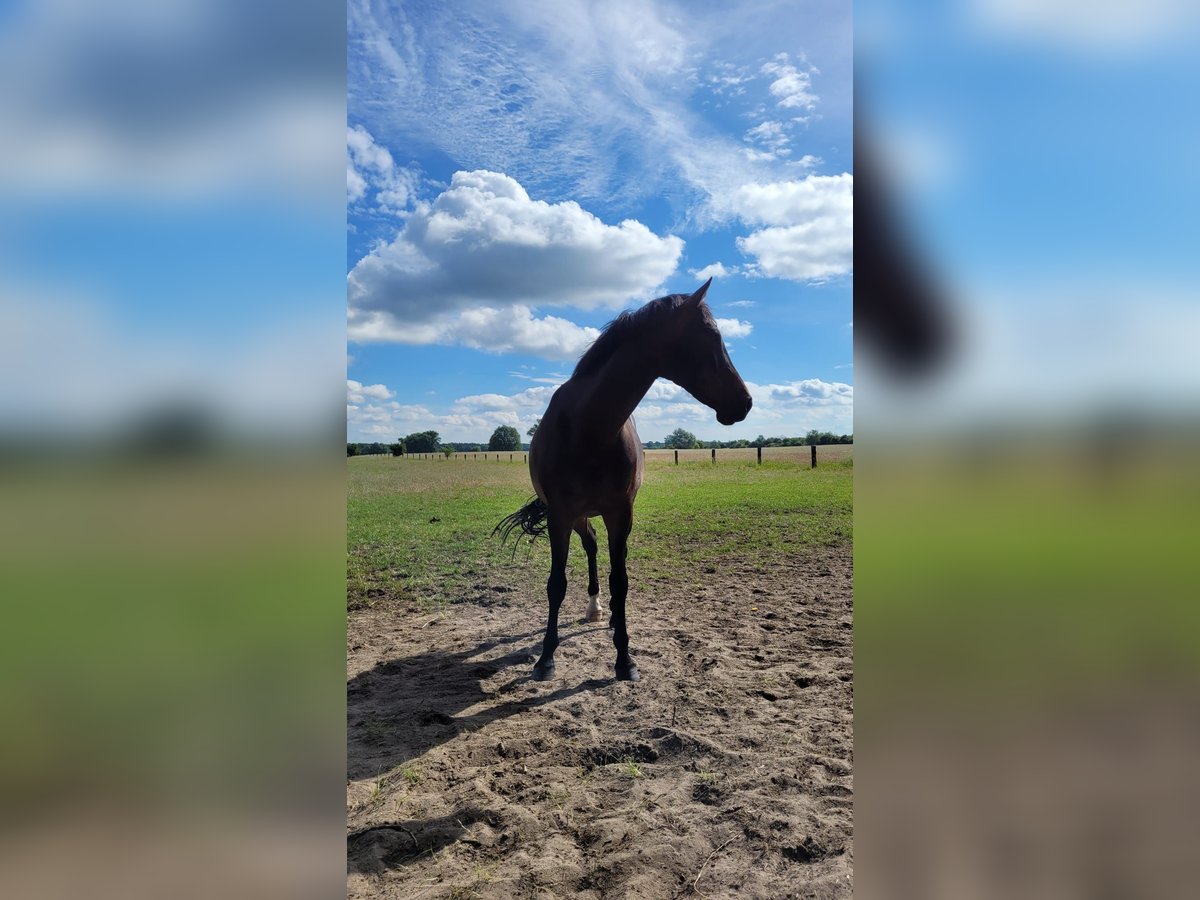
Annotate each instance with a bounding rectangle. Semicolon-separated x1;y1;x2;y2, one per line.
358;444;853;467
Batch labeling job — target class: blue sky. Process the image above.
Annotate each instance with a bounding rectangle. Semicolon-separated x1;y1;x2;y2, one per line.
0;0;345;443
854;0;1200;431
346;0;853;444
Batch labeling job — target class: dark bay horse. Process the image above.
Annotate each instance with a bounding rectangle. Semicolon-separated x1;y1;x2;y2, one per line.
496;279;752;681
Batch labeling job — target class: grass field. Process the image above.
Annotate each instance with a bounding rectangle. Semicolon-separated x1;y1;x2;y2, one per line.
347;454;852;613
347;454;854;898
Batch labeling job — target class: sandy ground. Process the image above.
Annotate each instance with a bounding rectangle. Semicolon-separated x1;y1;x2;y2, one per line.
347;544;852;899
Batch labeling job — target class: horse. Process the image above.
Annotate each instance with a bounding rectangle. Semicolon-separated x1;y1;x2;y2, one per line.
495;279;752;682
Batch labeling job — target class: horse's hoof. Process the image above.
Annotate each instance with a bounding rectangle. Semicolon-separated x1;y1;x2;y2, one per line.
585;594;603;622
615;664;640;682
586;610;604;623
531;662;556;681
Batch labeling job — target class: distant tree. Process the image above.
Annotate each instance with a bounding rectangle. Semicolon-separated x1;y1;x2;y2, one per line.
347;443;358;457
443;447;454;457
404;431;440;454
488;425;521;451
663;428;699;450
527;418;541;438
389;441;404;457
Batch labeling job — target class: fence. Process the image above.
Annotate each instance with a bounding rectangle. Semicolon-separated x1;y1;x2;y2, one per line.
368;444;852;467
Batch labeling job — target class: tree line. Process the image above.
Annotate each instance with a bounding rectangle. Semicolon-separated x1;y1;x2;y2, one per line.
347;426;527;457
645;427;853;450
349;425;851;457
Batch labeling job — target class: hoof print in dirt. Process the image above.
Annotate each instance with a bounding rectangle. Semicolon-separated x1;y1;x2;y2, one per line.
585;742;659;768
692;781;724;805
782;835;842;865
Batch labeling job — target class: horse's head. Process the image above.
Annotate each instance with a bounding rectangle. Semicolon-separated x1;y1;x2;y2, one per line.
660;279;753;426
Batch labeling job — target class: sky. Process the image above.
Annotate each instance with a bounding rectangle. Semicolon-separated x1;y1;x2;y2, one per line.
856;0;1200;433
346;0;853;445
0;0;346;445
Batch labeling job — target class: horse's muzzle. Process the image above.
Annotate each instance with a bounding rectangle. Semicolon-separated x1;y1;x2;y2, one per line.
717;394;753;426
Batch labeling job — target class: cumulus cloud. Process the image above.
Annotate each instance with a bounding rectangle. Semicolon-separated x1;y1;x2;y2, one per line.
0;1;344;198
632;376;852;437
689;262;735;280
346;380;394;404
732;173;853;281
715;318;754;339
347;383;560;441
347;125;419;213
349;373;852;443
348;304;601;360
761;54;820;112
347;170;682;355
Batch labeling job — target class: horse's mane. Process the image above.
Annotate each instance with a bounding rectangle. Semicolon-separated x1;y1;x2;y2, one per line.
572;294;687;377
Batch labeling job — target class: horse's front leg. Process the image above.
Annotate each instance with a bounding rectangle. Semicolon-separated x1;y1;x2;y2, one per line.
574;517;602;623
532;515;572;681
602;504;639;681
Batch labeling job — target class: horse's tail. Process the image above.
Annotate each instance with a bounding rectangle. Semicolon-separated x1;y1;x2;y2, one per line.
492;496;548;547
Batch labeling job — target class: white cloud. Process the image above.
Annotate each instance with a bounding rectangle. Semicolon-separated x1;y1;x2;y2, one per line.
349;304;601;361
0;2;344;199
507;370;567;385
734;173;852;226
1;279;343;442
714;318;753;339
347;125;418;213
689;262;735;280
744;120;791;158
971;0;1200;52
761;54;820;112
347;170;681;356
737;220;852;281
632;376;852;438
346;380;395;404
347;373;853;443
732;173;853;281
348;0;850;224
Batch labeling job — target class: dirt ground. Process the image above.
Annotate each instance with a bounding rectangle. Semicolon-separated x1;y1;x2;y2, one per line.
347;543;852;899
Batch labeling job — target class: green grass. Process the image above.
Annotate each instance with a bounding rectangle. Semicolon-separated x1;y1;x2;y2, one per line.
618;759;645;778
347;455;852;611
856;456;1200;701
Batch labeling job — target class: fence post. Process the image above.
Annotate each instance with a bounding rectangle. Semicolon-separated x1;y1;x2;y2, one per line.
811;444;817;468
711;447;716;464
757;445;762;465
674;449;679;465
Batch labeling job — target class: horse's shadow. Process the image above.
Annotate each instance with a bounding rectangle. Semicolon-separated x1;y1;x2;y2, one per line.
347;623;612;781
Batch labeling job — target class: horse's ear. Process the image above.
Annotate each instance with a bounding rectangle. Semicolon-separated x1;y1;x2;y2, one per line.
685;278;712;308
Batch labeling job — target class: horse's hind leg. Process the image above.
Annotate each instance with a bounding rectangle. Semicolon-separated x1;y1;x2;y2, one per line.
533;514;572;681
574;517;602;623
601;503;639;681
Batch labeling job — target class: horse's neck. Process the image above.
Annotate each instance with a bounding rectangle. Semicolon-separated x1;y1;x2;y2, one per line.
574;340;659;444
